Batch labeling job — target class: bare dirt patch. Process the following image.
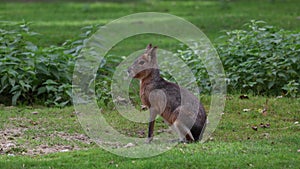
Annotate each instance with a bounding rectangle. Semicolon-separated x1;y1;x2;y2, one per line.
0;117;93;156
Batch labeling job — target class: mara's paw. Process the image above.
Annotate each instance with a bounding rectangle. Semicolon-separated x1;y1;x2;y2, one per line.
145;137;153;144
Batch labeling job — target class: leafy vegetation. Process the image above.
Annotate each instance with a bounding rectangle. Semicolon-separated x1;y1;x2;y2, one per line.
217;20;300;96
1;20;299;107
154;21;300;97
0;21;76;106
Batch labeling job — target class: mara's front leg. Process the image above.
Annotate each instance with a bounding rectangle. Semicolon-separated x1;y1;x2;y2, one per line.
146;89;167;143
145;107;158;143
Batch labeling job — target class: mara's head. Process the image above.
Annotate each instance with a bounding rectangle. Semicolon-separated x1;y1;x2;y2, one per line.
127;44;158;79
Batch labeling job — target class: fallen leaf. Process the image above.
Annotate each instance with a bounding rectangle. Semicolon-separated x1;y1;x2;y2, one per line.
260;123;265;128
243;109;251;112
251;126;258;131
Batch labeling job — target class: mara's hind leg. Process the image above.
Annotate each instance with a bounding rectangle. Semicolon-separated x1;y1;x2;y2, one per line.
171;120;194;142
190;122;206;141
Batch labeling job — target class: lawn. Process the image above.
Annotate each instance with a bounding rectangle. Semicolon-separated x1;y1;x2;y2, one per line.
0;95;299;168
0;0;300;168
1;0;300;55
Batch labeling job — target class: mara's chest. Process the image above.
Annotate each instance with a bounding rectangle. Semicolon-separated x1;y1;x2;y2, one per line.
140;85;151;107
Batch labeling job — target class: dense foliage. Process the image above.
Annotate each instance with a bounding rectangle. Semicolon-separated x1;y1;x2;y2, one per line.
217;20;300;96
174;21;300;97
0;22;77;106
0;20;298;106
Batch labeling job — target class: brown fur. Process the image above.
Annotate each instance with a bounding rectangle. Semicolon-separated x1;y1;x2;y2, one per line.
128;44;206;143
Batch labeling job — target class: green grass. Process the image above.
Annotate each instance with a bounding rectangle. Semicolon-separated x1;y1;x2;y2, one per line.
1;0;300;55
0;141;298;169
0;95;299;168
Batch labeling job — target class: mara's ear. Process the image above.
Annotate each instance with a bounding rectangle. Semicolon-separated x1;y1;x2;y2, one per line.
145;46;158;62
150;46;158;57
146;44;152;52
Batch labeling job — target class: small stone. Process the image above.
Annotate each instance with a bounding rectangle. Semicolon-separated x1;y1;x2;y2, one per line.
32;111;39;115
60;149;69;152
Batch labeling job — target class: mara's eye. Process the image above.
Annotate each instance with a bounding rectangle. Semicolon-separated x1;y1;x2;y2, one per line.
139;60;145;65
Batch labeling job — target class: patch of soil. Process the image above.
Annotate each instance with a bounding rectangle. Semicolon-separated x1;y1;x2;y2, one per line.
0;118;93;156
0;127;27;155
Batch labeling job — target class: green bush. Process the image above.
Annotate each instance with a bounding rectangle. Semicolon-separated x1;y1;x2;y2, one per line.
95;54;124;108
217;20;300;96
1;20;298;107
0;21;120;107
0;21;76;106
